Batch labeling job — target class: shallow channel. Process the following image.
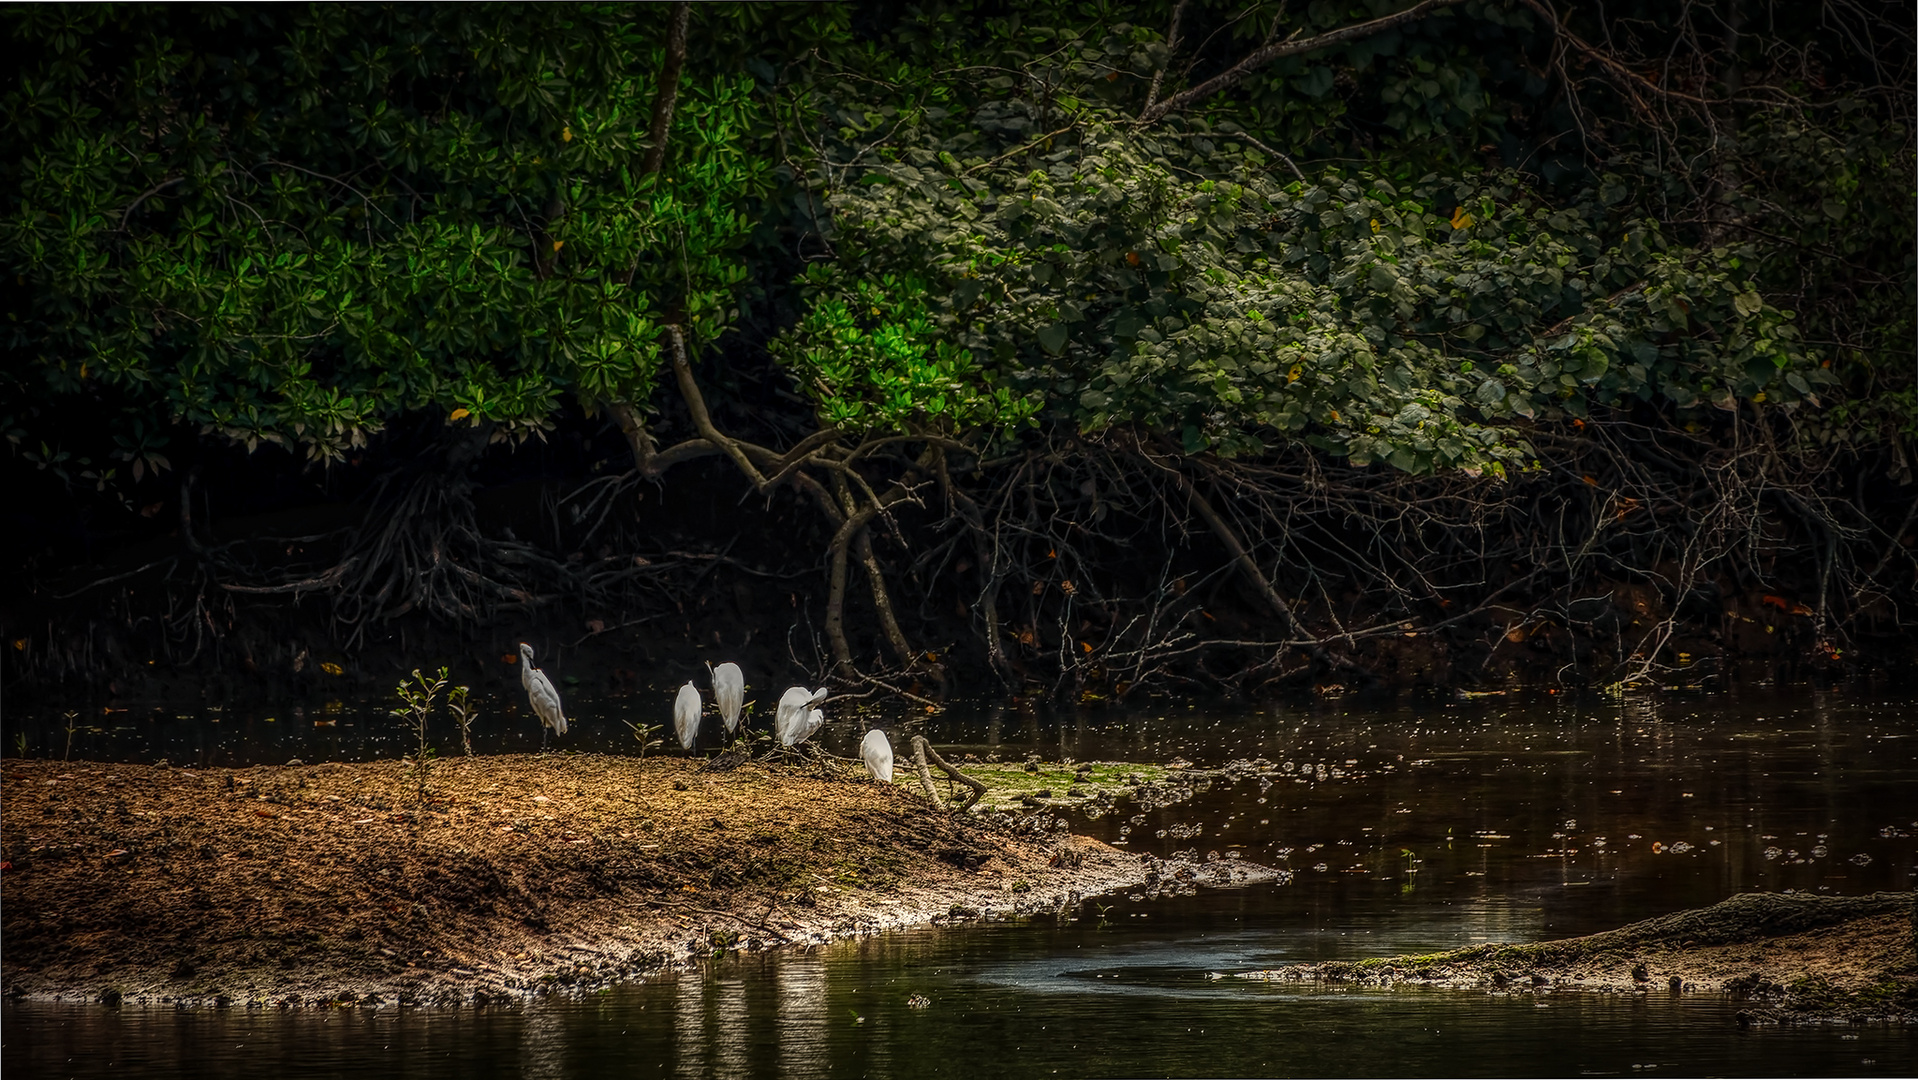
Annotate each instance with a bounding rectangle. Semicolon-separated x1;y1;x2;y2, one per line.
5;684;1916;1077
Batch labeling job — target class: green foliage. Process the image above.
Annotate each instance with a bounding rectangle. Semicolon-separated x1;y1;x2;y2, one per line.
777;111;1826;472
763;1;1908;474
1701;104;1917;458
2;0;1907;493
1;5;765;462
775;270;1043;434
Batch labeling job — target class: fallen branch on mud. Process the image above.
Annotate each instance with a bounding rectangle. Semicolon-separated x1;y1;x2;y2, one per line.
911;735;986;812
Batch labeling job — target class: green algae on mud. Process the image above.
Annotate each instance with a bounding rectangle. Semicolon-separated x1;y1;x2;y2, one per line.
898;760;1175;813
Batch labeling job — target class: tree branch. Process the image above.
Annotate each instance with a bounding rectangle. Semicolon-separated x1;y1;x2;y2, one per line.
1138;0;1471;125
909;736;946;810
665;325;772;489
608;402;660;473
1513;0;1716;117
611;1;694;448
1155;458;1368;680
966;123;1082;175
1142;0;1191;114
912;736;986;813
832;471;917;669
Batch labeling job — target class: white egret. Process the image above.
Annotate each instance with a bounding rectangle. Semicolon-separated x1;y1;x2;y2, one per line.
860;729;893;782
710;662;745;733
775;686;829;747
519;643;567;750
674;681;703;751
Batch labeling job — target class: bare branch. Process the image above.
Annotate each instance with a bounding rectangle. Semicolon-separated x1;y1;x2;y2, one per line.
913;736;986;812
908;736;946;810
966;123;1082;175
664;324;772;489
1142;0;1192;114
1514;0;1717;115
1138;0;1471;125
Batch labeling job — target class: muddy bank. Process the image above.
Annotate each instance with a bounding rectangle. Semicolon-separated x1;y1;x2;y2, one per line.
0;755;1286;1008
1240;891;1918;1024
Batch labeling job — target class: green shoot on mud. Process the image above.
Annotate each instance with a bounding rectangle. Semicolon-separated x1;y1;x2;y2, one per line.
621;719;666;758
62;711;78;761
447;683;477;756
393;667;449;801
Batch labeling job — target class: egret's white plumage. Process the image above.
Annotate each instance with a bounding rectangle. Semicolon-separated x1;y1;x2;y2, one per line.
674;681;703;751
711;662;745;733
860;729;893;782
519;643;567;748
775;686;829;746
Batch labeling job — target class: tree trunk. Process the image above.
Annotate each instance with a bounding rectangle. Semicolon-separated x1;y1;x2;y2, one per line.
641;3;692;177
824;537;855;674
854;526;915;668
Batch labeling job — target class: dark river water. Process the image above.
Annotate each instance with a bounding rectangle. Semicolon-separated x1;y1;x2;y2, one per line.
4;683;1916;1077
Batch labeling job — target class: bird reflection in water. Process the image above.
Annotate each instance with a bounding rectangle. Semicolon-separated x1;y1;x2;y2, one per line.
673;970;757;1079
775;957;830;1080
519;1003;567;1080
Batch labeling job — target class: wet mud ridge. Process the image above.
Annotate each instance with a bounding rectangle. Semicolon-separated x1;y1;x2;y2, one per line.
1240;891;1918;1024
0;755;1238;1008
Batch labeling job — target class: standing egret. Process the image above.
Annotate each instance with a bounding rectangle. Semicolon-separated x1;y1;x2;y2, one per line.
674;681;703;751
710;662;745;733
800;706;826;745
519;643;567;750
860;729;894;782
775;686;829;747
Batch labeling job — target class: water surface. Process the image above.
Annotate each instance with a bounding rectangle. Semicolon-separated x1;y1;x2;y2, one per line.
5;685;1914;1077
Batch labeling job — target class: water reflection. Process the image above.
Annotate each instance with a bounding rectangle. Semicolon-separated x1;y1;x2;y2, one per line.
774;958;829;1080
672;974;704;1078
9;924;1912;1078
519;1004;566;1080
